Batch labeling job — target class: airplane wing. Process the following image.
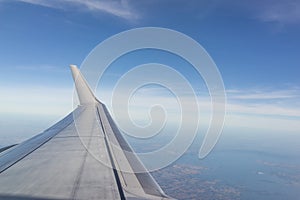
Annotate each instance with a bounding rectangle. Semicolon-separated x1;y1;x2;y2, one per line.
0;65;172;200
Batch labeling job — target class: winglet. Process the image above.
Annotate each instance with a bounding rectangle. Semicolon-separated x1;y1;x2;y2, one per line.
70;65;96;105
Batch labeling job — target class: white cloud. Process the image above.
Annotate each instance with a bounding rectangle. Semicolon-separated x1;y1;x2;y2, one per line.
0;85;74;116
213;0;300;25
99;86;300;133
102;86;300;117
17;0;138;20
227;89;299;100
227;102;300;118
255;0;300;24
224;113;300;133
229;0;300;25
227;88;300;117
14;64;69;73
1;83;299;135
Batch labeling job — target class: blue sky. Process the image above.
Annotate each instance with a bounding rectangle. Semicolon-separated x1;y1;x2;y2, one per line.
0;0;300;146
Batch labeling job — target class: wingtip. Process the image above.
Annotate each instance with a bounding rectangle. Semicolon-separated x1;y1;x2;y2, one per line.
69;64;97;105
70;64;78;71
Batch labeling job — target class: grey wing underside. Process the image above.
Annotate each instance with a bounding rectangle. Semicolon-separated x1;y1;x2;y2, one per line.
0;66;172;200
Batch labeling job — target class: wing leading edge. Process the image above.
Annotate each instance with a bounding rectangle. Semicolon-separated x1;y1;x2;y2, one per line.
0;65;172;200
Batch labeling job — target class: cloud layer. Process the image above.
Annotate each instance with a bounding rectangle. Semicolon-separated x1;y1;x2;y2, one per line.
99;85;300;133
10;0;300;25
17;0;138;20
255;0;300;24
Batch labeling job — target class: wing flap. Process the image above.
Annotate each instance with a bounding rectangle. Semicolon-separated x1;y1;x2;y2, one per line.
97;103;171;199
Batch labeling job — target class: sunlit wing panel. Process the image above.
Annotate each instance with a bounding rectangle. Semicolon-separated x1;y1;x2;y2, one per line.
0;65;171;200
